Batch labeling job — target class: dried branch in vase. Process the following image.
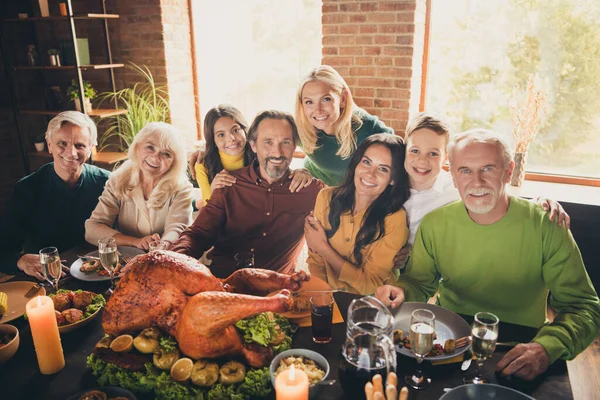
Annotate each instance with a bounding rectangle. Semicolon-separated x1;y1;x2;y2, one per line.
510;77;547;153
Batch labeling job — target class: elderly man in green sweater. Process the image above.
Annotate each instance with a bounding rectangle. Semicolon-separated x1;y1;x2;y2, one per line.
375;128;600;381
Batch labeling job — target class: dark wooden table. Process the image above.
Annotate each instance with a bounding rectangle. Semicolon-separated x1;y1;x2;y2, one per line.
0;246;575;399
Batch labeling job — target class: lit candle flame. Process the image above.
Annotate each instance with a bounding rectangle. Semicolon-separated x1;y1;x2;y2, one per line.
289;363;295;381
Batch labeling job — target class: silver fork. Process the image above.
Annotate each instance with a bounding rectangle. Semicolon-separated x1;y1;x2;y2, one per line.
292;287;348;297
24;283;44;298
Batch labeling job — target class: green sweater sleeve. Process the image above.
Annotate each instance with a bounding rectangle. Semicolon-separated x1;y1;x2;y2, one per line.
395;222;440;302
532;218;600;363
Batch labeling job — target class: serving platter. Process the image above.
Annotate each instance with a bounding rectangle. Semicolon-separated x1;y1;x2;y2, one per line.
0;281;47;324
440;383;534;400
70;246;144;281
392;302;471;361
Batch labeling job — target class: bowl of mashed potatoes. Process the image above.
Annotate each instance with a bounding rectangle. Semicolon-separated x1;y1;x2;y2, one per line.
270;349;329;398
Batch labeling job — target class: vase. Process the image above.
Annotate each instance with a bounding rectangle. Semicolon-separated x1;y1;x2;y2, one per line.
38;0;49;17
49;54;61;66
510;152;527;187
74;98;92;114
34;142;45;152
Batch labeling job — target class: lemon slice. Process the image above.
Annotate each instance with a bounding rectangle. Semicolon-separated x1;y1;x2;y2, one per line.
171;357;193;382
109;334;133;352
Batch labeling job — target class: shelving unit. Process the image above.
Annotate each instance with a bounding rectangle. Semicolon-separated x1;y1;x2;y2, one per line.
0;0;126;173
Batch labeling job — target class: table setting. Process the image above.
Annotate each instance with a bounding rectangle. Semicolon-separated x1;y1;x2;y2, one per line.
0;244;578;399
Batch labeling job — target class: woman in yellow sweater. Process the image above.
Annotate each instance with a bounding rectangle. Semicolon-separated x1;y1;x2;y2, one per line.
195;104;314;206
305;134;410;295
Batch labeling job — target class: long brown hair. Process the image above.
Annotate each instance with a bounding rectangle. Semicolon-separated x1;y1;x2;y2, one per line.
203;104;254;182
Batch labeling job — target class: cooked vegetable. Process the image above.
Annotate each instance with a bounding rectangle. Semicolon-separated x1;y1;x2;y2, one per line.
159;336;177;353
191;359;219;387
170;357;193;382
393;329;404;344
444;338;456;353
153;347;180;370
274;356;325;385
133;328;160;354
0;291;6;318
219;361;246;385
110;335;133;353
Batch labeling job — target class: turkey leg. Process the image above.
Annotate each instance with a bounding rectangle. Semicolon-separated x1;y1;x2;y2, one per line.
180;289;293;337
221;269;310;295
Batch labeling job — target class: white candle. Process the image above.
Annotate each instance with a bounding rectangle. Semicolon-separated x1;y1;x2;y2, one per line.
275;364;309;400
26;295;65;374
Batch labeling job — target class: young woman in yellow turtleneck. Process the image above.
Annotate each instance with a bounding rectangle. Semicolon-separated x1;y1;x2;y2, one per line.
194;105;254;206
195;104;314;207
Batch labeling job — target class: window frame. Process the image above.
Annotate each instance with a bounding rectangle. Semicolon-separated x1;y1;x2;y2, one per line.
419;0;600;188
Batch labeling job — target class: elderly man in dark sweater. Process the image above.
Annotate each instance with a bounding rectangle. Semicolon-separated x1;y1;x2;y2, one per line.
0;111;109;279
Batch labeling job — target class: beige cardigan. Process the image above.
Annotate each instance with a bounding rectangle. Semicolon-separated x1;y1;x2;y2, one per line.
85;176;193;245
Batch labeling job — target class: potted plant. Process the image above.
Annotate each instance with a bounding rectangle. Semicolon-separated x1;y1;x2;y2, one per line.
48;48;60;66
67;79;96;114
33;132;46;152
97;63;170;151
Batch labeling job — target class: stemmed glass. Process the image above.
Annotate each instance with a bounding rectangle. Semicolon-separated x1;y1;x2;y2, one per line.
98;237;118;294
405;308;436;389
464;311;499;384
39;246;61;292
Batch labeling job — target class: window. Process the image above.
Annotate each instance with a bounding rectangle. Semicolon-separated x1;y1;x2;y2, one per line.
424;0;600;181
192;0;321;128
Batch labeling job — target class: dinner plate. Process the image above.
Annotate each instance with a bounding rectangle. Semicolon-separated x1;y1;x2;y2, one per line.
66;386;137;400
392;302;471;361
269;276;332;319
70;246;144;282
440;383;534;400
0;281;47;324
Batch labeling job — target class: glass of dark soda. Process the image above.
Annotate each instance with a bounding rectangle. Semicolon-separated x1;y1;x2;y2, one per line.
310;293;334;343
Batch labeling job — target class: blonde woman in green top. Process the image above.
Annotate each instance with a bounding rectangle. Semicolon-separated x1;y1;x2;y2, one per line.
295;65;394;186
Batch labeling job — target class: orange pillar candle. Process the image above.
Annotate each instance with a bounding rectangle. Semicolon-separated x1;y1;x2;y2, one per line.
275;364;309;400
26;295;65;374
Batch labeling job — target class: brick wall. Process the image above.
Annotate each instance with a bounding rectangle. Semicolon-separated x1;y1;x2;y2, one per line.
321;0;418;134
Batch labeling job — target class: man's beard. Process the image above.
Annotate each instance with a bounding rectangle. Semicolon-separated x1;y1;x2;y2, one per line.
263;157;289;180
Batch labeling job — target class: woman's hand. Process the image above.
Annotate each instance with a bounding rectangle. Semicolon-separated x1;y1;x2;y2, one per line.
536;197;570;228
210;170;237;191
136;234;161;251
304;212;329;254
289;168;313;193
188;149;206;180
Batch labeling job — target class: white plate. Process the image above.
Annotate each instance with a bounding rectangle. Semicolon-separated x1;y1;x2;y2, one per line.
0;281;47;323
392;302;471;361
70;246;144;282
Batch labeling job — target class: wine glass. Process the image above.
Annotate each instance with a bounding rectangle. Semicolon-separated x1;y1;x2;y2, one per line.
39;246;61;292
149;240;169;252
98;237;118;294
464;311;499;384
405;308;435;390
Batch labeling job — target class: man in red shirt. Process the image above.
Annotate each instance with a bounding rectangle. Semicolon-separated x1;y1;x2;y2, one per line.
171;110;325;278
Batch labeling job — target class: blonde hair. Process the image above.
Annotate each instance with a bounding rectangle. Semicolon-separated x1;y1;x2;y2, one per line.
405;112;451;148
448;128;514;167
110;122;189;208
294;65;362;159
45;111;98;146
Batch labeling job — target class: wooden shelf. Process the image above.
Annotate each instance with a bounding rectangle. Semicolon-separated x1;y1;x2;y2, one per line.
20;108;128;118
14;64;124;71
2;14;119;22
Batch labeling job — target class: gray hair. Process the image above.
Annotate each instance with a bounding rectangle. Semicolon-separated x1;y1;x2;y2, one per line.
448;128;514;167
45;111;98;146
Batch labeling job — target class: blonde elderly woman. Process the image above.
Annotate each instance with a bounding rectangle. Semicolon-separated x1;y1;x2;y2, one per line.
0;111;110;279
85;122;192;250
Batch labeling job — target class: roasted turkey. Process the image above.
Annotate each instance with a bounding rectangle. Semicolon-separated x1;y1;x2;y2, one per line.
102;250;309;367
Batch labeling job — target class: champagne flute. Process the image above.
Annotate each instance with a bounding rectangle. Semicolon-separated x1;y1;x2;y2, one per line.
405;308;435;390
464;311;499;384
98;237;118;294
39;247;61;292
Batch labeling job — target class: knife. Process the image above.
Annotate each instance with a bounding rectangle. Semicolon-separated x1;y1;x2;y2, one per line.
461;348;473;371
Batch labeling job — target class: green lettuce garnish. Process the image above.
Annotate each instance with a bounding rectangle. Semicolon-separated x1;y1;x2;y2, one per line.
235;312;293;353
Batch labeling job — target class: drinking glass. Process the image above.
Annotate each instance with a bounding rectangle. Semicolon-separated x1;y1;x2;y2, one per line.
149;240;169;252
464;312;499;384
310;293;334;344
39;247;61;292
405;308;435;390
234;252;254;269
98;237;118;294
